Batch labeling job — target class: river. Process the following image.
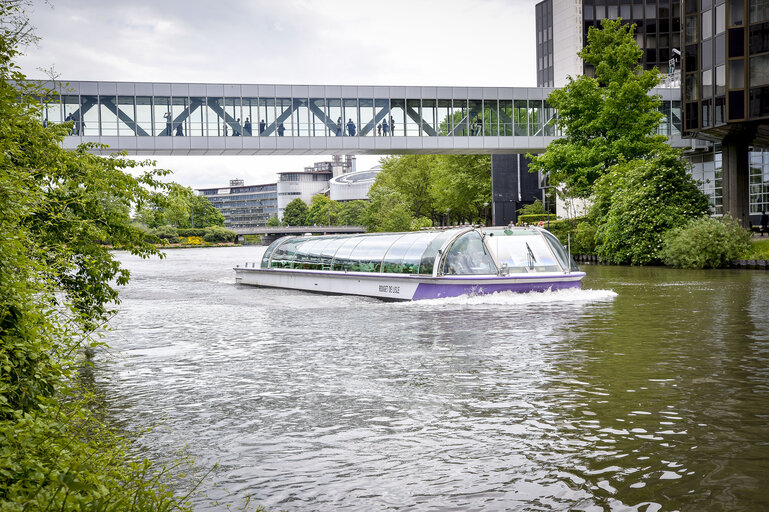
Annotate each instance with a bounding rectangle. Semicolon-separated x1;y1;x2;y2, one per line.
97;246;769;511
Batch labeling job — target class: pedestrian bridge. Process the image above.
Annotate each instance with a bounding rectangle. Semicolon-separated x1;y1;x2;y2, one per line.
32;80;687;156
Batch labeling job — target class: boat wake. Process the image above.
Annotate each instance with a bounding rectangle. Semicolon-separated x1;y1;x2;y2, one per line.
407;287;617;307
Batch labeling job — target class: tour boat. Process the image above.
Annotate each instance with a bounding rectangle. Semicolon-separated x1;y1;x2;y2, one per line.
234;226;585;300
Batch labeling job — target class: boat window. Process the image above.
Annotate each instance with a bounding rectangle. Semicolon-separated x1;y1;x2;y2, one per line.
269;237;304;268
486;232;561;272
261;236;290;268
541;230;580;271
382;233;424;273
292;238;325;270
419;230;457;275
441;231;497;275
347;234;403;272
401;233;440;275
331;236;366;271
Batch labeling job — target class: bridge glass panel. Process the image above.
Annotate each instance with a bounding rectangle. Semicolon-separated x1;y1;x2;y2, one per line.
343;98;358;136
136;96;153;136
310;98;327;136
206;97;223;136
543;100;556;136
452;99;468;136
189;97;205;136
659;100;671;136
529;99;543;136
514;99;528;135
374;98;389;135
81;94;99;136
469;100;483;136
390;99;405;136
154;96;172;136
41;94;62;125
276;97;290;137
292;98;309;136
99;95;118;136
117;96;136;135
242;98;257;136
672;100;682;135
326;98;340;136
422;99;436;136
172;97;189;137
225;97;242;136
359;98;374;136
437;100;451;135
406;99;420;136
258;98;274;136
500;100;513;136
484;99;498;136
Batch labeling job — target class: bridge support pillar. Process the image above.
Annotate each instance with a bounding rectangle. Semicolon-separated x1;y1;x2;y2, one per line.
491;154;543;226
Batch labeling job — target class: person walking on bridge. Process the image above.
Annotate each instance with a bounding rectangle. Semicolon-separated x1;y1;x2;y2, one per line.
347;118;356;136
259;119;266;135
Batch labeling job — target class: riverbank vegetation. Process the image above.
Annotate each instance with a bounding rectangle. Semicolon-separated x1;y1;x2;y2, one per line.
1;1;196;509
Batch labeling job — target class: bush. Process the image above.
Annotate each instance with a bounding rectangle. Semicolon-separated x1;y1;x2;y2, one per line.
517;199;547;216
741;239;769;260
543;217;597;255
202;226;236;243
661;215;751;269
150;225;180;244
518;214;557;226
177;227;206;237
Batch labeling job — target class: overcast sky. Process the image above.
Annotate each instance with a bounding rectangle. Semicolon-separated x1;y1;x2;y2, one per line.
18;0;539;189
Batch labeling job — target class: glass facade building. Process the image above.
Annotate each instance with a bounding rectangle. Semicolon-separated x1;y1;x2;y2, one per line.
197;181;278;229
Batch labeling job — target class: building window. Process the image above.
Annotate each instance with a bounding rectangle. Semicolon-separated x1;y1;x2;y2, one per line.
750;0;769;24
750;54;769;86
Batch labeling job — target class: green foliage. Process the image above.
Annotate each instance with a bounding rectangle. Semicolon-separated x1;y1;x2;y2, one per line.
592;154;710;265
363;186;414;232
308;194;340;226
528;19;667;198
202;226;236;244
661;215;751;268
377;155;437;218
177;227;206;237
543;217;597;255
517;214;557;226
338;200;367;226
151;225;181;243
740;239;769;260
430;154;491;224
266;214;281;227
0;2;195;509
135;186;224;229
517;199;547;216
282;198;310;226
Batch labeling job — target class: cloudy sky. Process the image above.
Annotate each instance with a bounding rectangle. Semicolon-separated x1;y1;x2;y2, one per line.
18;0;540;188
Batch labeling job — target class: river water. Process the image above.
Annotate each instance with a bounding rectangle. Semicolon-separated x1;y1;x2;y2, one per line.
98;246;769;511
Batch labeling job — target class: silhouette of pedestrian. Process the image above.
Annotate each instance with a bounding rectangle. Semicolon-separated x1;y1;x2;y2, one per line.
234;118;242;136
175;123;184;136
277;123;285;136
259;119;266;134
244;117;252;136
377;123;382;136
390;116;395;136
164;111;172;136
382;118;389;136
336;117;342;136
347;118;356;136
222;122;228;136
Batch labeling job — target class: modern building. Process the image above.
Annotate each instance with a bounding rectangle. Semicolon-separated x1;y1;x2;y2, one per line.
276;155;355;219
681;0;769;225
536;0;683;88
197;180;277;229
329;164;382;202
534;0;769;224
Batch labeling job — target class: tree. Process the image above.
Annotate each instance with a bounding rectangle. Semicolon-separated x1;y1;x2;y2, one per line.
266;214;281;227
339;200;367;226
308;194;341;226
591;152;710;265
189;194;225;228
1;2;193;508
528;19;667;198
363;186;414;232
431;154;491;224
282;197;310;226
376;155;437;218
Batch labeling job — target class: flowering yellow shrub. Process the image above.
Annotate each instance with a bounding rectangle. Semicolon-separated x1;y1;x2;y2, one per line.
181;236;205;246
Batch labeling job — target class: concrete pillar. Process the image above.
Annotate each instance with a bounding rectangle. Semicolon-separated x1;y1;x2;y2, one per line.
721;140;750;228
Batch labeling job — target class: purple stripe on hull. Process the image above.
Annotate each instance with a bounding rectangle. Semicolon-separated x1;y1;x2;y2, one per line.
411;279;582;300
